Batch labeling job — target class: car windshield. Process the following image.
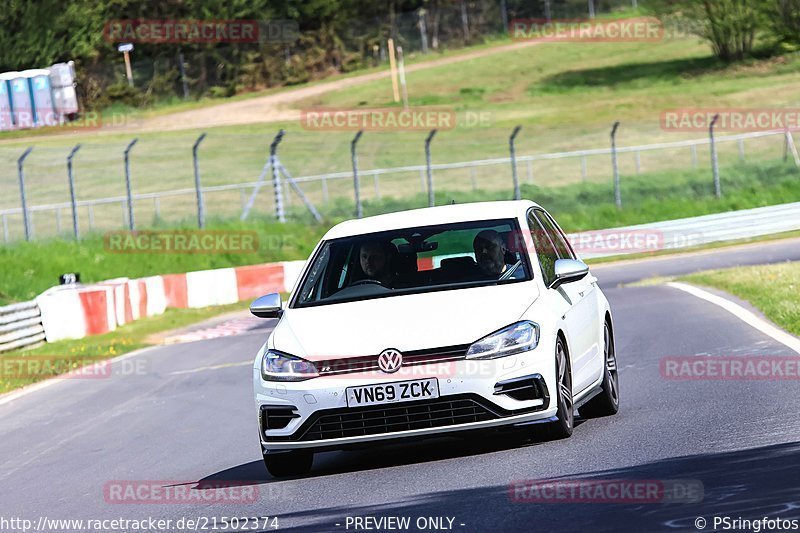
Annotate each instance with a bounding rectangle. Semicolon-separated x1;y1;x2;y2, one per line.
292;218;531;308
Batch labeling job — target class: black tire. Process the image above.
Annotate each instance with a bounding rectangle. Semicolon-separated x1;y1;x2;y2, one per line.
545;336;574;440
578;321;620;418
263;450;313;478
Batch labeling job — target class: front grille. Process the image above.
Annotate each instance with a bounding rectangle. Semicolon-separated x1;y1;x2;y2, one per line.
316;344;470;376
297;396;499;441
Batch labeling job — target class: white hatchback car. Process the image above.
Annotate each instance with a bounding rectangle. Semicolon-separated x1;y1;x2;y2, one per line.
252;200;619;477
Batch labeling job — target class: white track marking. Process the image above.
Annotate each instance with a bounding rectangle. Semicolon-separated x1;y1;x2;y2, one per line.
667;282;800;355
168;361;252;376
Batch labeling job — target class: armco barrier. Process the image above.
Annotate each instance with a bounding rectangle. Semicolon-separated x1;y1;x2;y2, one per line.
0;300;46;353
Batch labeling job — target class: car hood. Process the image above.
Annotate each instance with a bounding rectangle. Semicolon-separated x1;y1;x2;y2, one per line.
271;282;539;359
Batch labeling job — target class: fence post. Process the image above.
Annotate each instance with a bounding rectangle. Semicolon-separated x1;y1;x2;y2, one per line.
17;147;33;241
66;144;82;239
270;130;286;223
509;125;522;200
192;132;207;228
418;9;430;52
709;114;721;199
737;138;745;163
123;138;138;230
351;130;364;218
425;129;437;207
276;165;323;224
784;128;800;167
610;121;621;208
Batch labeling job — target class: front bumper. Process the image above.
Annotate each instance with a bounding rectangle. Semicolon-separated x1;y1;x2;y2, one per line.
254;340;558;452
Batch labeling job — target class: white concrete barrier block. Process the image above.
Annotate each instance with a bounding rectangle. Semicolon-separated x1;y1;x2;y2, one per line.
281;261;306;294
143;276;168;316
35;288;87;342
186;268;239;308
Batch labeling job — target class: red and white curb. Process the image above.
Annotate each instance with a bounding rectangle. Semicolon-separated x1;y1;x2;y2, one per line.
160;316;266;345
35;260;304;342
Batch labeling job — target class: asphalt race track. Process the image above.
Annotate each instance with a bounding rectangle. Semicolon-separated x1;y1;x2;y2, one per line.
2;240;800;532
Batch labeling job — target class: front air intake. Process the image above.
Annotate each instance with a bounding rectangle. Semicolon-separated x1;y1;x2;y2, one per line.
260;405;300;431
493;374;550;403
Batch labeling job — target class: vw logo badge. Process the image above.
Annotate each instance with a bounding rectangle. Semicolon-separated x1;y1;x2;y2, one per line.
378;349;403;374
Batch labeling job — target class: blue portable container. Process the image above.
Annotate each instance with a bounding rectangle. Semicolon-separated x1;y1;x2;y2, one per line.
21;69;59;127
0;72;19;131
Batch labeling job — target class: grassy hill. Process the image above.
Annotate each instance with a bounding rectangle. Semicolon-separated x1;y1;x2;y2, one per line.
1;23;799;302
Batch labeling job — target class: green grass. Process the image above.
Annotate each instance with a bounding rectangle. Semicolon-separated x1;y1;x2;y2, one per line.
0;218;323;304
0;301;250;394
680;262;800;337
1;158;797;305
2;30;800;239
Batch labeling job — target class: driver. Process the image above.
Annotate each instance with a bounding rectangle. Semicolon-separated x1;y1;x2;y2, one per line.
472;230;523;278
358;240;395;286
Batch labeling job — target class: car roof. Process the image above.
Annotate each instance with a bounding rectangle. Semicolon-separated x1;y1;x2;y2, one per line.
323;200;540;240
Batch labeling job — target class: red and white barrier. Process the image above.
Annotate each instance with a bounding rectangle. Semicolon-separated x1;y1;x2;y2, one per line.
35;260;305;343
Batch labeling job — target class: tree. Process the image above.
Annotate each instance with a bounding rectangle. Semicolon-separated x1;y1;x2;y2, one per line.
650;0;769;61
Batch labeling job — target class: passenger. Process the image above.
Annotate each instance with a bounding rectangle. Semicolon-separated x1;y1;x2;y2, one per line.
358;240;395;286
472;230;522;278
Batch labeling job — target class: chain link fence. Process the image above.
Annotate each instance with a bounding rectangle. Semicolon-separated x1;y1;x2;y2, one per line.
0;124;796;243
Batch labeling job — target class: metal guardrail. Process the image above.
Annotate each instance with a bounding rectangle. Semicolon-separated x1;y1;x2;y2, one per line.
574;201;800;259
0;301;45;353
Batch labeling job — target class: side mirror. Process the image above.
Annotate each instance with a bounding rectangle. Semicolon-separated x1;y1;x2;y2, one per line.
250;293;283;319
550;259;589;290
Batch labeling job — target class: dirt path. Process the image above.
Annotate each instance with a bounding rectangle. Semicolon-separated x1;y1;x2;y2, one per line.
136;39;541;133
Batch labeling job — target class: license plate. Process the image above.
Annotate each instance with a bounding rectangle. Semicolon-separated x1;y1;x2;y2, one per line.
346;378;439;408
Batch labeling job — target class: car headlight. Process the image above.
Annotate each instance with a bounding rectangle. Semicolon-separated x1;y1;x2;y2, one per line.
261;349;319;381
465;321;540;360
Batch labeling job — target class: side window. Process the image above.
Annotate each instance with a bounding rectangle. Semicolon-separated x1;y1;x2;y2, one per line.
527;212;558;286
535;209;575;260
